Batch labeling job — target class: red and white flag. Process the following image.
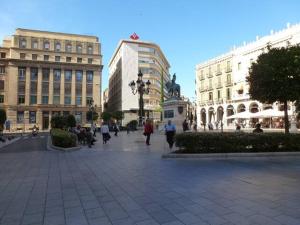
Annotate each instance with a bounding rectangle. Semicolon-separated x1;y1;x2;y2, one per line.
130;33;139;40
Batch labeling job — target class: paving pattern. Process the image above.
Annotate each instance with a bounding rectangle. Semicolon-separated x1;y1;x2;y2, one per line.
0;131;300;225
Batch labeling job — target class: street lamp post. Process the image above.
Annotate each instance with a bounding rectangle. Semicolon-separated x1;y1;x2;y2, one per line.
88;99;95;128
129;70;151;127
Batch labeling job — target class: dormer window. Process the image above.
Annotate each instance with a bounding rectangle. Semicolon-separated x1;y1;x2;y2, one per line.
19;39;27;48
87;46;93;54
44;41;50;50
77;45;82;53
66;43;72;52
55;42;61;51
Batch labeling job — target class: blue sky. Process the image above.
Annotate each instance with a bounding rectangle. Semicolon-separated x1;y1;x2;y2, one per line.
1;0;300;99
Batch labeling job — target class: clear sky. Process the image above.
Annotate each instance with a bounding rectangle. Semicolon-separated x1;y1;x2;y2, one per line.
1;0;300;100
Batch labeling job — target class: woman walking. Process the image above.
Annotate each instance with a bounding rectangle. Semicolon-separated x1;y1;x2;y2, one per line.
101;122;110;144
144;119;153;145
165;120;176;149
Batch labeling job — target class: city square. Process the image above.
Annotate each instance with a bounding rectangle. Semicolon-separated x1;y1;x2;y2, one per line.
1;1;300;225
0;132;300;225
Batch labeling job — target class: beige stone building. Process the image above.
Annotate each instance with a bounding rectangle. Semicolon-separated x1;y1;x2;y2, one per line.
0;28;102;131
196;23;300;130
108;39;170;125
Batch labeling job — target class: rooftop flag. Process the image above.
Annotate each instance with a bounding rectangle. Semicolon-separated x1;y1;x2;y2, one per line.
130;33;139;40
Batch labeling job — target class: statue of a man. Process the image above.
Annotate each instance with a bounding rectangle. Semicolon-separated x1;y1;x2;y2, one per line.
171;73;176;85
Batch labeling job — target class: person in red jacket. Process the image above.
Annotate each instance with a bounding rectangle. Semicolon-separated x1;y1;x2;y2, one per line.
144;119;153;145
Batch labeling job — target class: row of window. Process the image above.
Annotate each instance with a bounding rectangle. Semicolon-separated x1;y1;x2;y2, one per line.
16;111;92;124
17;95;93;106
19;38;94;54
18;67;94;82
20;53;94;64
206;88;232;102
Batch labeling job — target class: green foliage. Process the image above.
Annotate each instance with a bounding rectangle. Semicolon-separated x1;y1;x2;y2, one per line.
86;111;99;122
101;111;112;122
247;46;300;133
51;128;77;148
51;115;66;129
175;132;300;153
112;111;124;121
51;115;77;129
66;114;76;128
0;108;6;131
126;120;138;130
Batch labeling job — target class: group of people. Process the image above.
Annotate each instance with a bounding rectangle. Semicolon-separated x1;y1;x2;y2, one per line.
235;123;264;133
71;125;97;148
143;119;176;149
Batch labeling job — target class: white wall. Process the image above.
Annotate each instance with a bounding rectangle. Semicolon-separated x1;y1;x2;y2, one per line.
121;43;139;111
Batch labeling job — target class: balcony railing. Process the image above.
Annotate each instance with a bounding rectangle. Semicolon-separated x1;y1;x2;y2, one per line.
216;83;222;88
207;100;214;105
207;73;213;78
225;67;232;73
225;81;233;86
214;98;223;104
207;85;213;91
216;71;222;76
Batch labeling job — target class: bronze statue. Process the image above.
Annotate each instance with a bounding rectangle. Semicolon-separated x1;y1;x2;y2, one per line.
165;73;181;99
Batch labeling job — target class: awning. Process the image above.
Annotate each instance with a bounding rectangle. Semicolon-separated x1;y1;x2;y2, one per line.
227;111;255;119
251;109;293;118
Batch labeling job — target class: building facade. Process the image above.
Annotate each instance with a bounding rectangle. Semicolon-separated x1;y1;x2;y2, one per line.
0;28;102;131
196;23;300;129
108;39;170;125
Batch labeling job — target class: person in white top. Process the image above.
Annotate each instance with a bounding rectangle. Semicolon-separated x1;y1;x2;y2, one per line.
100;122;110;144
164;120;176;149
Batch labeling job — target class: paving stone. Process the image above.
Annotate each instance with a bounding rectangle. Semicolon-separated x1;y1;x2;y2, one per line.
1;133;300;225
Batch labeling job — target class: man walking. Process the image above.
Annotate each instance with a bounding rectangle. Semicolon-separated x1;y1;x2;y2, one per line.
165;120;176;149
144;119;153;145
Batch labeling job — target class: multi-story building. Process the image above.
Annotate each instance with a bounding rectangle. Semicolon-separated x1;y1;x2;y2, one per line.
0;28;102;131
196;23;300;129
108;39;170;125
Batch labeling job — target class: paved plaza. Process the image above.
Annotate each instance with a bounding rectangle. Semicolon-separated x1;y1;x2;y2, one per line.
0;131;300;225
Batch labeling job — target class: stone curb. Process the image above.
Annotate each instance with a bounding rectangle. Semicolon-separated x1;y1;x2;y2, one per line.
47;136;81;152
0;137;21;149
162;151;300;159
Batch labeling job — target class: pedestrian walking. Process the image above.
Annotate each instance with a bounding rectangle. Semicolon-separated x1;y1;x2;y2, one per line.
144;119;153;145
165;120;176;149
101;122;110;144
114;124;119;136
92;123;97;137
182;119;189;132
86;128;94;148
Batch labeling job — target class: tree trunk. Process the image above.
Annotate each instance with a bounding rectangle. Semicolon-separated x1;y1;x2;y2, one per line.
283;100;289;134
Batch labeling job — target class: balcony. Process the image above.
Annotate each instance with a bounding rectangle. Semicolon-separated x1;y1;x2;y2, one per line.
215;98;223;104
216;83;222;89
225;81;233;87
216;71;222;76
207;85;213;91
225;67;232;73
200;87;207;92
206;100;214;105
207;73;213;78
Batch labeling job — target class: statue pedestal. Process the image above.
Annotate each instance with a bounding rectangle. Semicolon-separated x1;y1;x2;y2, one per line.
162;99;188;132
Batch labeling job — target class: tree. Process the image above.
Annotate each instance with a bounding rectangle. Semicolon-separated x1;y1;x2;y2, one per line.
86;111;99;122
0;109;7;131
247;46;300;133
101;112;111;122
112;111;124;122
66;114;76;128
51;115;66;129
